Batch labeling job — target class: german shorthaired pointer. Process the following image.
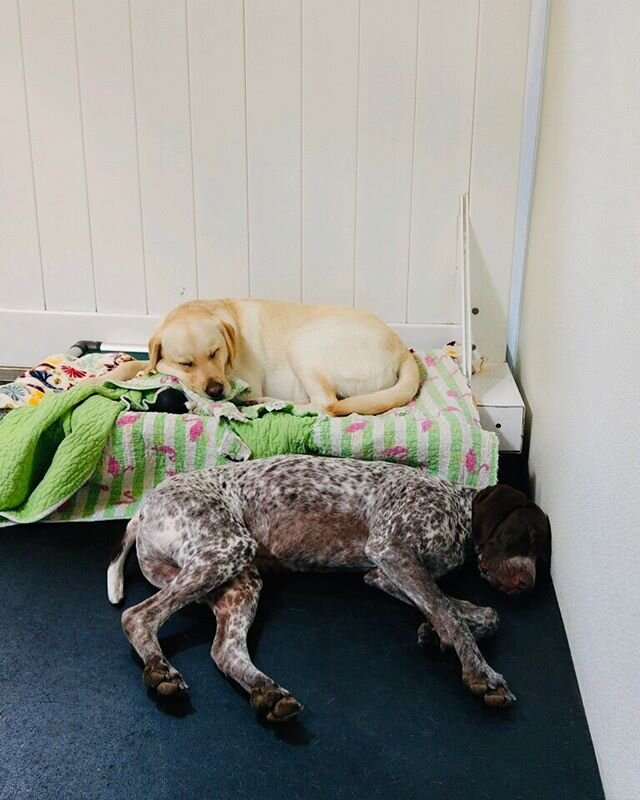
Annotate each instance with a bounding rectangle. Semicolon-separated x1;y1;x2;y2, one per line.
108;455;550;722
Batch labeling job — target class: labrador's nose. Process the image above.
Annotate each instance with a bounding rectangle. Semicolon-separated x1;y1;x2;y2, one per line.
205;380;224;400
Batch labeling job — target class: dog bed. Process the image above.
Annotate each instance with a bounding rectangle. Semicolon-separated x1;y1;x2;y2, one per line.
0;349;498;525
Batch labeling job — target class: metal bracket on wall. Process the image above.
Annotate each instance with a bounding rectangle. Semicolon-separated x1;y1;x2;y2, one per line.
67;340;149;359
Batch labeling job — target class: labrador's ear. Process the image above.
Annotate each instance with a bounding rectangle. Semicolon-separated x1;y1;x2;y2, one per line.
219;320;237;367
148;332;162;371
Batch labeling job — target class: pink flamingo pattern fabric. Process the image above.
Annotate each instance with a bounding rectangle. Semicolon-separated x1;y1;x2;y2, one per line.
38;349;497;525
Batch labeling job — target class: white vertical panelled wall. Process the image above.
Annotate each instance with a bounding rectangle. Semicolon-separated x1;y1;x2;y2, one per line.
0;0;532;365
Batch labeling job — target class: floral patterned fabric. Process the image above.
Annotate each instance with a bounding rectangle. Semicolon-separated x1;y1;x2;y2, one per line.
0;352;135;411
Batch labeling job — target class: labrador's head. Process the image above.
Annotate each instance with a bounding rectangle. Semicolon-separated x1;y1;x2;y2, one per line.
472;484;551;596
148;301;237;399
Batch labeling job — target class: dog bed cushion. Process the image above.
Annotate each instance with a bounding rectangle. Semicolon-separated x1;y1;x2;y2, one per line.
0;351;135;411
0;350;498;525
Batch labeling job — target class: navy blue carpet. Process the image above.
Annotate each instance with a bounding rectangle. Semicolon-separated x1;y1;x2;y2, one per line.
1;512;604;800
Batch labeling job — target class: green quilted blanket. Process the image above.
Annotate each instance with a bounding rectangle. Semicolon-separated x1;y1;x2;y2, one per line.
0;350;498;525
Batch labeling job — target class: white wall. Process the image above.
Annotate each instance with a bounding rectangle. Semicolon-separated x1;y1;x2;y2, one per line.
515;3;640;798
0;0;533;365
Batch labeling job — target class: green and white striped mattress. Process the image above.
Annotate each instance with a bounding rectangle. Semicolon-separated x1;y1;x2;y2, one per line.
45;349;498;524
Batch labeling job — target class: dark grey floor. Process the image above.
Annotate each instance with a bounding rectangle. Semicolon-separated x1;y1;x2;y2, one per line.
0;507;603;800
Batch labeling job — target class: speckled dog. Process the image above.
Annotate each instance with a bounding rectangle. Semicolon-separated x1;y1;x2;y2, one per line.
108;455;550;722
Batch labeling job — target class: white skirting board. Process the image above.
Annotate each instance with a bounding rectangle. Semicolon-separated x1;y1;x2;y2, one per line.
0;308;462;367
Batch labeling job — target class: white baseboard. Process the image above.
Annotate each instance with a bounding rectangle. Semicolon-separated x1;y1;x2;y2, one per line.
0;308;461;365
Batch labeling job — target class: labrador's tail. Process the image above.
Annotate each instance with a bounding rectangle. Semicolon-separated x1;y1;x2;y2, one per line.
325;350;420;416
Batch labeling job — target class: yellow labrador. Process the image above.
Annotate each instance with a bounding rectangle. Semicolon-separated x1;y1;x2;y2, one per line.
106;299;419;416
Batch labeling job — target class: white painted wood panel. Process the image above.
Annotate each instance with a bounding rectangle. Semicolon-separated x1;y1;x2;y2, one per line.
469;0;532;361
407;0;478;324
19;0;95;311
187;0;249;299
301;0;359;307
0;0;43;310
244;0;301;301
0;1;542;368
74;0;146;315
130;0;197;314
354;0;420;321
